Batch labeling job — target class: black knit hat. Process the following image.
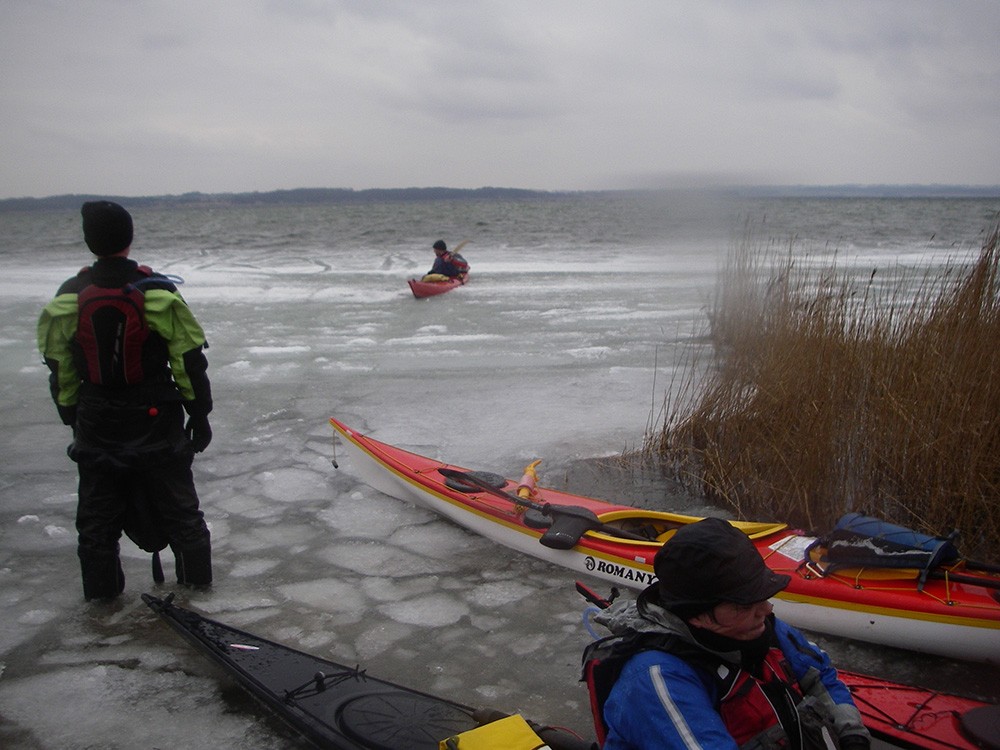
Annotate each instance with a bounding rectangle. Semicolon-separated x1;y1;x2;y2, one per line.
81;201;133;256
433;240;447;251
654;517;790;614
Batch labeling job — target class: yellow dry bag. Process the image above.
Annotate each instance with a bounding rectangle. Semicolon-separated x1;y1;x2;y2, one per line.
439;713;549;750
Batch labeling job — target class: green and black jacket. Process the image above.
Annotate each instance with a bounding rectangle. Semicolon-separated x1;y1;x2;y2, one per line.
37;256;212;426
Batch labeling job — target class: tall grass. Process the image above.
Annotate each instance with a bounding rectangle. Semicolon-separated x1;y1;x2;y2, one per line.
645;221;1000;563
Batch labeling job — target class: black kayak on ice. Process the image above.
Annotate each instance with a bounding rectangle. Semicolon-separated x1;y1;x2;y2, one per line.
142;593;595;750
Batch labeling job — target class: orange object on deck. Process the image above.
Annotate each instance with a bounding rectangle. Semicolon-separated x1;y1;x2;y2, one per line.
517;460;542;500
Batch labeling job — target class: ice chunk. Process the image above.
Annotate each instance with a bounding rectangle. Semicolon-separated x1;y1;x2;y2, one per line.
17;609;57;626
229;559;281;577
0;665;278;748
354;620;414;659
320;539;455;577
360;576;439;602
255;467;327;503
378;593;470;627
214;493;280;519
278;578;366;612
465;580;536;608
316;492;429;538
389;523;477;558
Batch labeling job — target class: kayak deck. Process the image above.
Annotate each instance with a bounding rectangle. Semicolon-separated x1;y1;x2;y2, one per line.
838;670;998;750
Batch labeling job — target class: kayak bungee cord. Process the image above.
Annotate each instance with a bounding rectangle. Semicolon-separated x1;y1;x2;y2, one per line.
282;667;369;704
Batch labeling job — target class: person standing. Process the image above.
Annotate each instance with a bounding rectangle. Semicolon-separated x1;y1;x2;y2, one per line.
584;517;871;749
38;201;214;601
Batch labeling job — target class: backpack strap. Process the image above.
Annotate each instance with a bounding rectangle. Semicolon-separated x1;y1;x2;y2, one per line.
582;632;714;743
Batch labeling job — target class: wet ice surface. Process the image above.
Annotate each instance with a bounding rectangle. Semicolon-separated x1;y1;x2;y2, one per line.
2;204;998;748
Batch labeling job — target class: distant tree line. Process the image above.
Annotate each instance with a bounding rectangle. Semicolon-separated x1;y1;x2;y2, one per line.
2;184;998;211
0;187;570;211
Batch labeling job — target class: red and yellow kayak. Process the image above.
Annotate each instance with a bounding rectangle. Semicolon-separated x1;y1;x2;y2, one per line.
329;418;1000;665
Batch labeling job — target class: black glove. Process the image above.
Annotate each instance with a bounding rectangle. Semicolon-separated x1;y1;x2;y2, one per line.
57;403;78;427
185;414;212;453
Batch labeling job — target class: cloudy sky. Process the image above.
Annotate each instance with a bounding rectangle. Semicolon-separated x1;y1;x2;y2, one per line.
2;1;998;199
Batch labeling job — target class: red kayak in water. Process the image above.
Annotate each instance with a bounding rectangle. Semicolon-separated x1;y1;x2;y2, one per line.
408;273;468;298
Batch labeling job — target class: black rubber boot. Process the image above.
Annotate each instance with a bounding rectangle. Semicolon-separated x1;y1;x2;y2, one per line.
79;549;125;601
173;541;212;586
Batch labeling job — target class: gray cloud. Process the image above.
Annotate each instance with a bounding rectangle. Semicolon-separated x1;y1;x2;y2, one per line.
1;0;998;198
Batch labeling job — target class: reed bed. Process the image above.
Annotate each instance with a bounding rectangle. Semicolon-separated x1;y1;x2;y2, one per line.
645;221;1000;563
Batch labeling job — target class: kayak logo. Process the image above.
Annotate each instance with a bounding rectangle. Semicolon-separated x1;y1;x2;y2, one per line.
585;556;656;585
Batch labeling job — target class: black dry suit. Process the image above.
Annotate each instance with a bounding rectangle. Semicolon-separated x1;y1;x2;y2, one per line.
38;256;213;600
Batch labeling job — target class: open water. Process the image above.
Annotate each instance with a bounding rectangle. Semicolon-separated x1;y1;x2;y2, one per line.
1;192;998;748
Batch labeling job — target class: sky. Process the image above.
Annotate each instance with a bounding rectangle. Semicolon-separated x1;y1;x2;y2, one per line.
2;1;999;199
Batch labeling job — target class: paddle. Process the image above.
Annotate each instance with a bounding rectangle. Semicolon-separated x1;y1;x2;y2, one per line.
437;468;651;549
928;568;1000;592
449;240;470;282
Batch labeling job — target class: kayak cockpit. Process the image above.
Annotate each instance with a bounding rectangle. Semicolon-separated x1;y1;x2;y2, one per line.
589;510;789;544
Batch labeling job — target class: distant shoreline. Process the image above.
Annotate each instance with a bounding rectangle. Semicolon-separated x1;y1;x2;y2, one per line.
2;184;999;211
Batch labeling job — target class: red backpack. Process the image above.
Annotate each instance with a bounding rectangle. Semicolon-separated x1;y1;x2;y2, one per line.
75;266;153;386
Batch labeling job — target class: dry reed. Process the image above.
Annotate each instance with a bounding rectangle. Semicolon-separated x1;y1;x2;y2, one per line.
646;220;1000;564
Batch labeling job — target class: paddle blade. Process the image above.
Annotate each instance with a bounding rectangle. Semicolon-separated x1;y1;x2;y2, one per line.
539;505;602;549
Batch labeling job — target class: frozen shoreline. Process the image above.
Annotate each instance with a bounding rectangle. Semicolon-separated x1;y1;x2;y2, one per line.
2;198;998;747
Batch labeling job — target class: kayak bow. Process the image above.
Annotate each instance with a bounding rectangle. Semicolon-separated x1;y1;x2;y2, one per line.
143;593;596;750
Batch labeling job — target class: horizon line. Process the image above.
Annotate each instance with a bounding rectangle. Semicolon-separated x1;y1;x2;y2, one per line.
3;182;1000;207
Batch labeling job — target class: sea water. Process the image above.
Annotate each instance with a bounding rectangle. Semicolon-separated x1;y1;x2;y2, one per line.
0;193;997;748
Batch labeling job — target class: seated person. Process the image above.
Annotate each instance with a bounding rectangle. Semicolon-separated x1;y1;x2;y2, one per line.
586;517;871;750
423;239;469;280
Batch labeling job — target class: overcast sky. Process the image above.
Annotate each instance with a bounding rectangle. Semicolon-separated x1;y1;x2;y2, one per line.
2;1;998;199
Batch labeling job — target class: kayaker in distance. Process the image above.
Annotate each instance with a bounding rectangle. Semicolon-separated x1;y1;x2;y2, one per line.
421;239;469;281
585;517;871;750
